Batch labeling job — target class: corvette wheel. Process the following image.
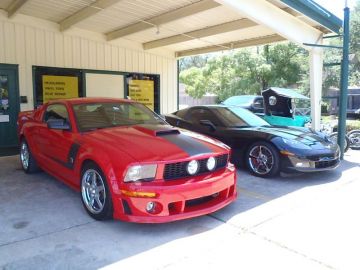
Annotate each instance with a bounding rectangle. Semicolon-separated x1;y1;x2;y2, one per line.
81;163;113;220
20;139;39;173
246;142;280;178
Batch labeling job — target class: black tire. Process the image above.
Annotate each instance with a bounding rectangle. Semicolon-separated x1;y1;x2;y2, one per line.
80;162;113;220
347;130;360;150
329;133;350;152
20;139;40;173
245;141;280;178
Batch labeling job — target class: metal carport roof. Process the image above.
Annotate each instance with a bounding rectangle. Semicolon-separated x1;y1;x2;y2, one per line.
0;0;342;57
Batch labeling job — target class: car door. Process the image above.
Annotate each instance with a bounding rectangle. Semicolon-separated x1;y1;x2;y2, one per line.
40;104;77;180
183;108;232;144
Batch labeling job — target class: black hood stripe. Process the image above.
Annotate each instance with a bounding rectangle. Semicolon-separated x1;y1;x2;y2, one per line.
161;133;213;156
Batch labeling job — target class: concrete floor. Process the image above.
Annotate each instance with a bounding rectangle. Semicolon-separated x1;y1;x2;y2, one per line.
0;151;359;270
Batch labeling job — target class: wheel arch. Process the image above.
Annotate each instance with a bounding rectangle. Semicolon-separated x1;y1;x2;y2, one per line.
241;139;281;165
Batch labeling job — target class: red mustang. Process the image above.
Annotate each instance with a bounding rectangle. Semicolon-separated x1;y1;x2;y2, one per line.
17;98;236;223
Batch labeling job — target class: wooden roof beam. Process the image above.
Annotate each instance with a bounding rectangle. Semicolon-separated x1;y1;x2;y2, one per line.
60;0;123;31
106;0;220;41
6;0;28;18
143;18;257;50
175;34;286;57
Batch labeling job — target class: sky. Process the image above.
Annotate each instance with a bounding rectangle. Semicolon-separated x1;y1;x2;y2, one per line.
314;0;357;19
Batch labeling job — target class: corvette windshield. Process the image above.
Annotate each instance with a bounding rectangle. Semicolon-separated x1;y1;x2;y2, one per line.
216;107;270;127
73;102;167;131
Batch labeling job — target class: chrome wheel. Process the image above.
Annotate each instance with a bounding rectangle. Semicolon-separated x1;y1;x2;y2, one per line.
348;131;360;149
248;145;274;175
81;169;106;214
20;141;29;170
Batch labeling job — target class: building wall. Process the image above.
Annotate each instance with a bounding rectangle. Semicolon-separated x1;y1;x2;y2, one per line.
327;87;360;114
0;11;177;114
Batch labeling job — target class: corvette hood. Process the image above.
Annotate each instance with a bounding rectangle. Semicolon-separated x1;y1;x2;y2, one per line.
251;126;335;150
83;124;228;162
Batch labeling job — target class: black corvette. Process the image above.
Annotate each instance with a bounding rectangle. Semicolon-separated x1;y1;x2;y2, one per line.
165;105;340;177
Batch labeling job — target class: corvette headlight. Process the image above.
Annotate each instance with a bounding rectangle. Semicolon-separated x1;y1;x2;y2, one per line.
124;164;157;182
282;138;312;150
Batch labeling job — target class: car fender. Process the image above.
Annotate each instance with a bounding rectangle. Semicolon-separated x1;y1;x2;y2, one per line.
75;142;136;194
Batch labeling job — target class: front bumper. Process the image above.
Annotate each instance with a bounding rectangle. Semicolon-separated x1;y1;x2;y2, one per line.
282;155;340;172
112;164;236;223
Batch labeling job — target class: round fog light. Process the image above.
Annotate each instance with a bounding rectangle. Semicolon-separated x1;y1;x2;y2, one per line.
146;202;156;213
187;160;199;175
207;156;216;171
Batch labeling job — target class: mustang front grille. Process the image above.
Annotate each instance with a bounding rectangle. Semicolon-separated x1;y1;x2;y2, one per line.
163;154;228;180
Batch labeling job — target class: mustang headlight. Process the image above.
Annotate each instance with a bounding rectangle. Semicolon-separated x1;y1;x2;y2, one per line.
282;138;312;150
124;164;157;182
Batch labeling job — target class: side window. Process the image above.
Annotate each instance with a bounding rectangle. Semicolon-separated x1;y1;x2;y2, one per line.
44;104;70;123
175;109;188;118
253;98;264;109
186;108;222;126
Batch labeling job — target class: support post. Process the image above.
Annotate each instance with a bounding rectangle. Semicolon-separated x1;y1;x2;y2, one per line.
309;48;323;130
338;7;350;159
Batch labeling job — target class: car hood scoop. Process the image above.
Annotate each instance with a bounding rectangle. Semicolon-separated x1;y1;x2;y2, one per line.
132;124;180;137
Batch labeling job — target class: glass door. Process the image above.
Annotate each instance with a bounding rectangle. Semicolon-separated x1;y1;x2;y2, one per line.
0;64;20;148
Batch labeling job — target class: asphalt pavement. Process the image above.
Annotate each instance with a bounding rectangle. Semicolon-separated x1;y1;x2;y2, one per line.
0;150;359;270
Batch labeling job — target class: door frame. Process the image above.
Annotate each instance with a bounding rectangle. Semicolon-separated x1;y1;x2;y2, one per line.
0;63;20;147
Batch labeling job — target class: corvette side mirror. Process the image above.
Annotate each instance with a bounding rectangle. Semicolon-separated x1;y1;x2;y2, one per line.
200;120;216;131
47;119;70;130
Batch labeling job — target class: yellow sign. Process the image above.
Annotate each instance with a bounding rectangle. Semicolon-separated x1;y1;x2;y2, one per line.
42;75;78;103
128;80;154;110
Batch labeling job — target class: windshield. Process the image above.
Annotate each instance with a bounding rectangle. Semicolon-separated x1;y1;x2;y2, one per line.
223;96;254;106
216;107;270;127
73;102;166;132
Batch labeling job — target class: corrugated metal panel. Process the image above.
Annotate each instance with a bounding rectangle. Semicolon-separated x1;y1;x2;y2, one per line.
165;39;211;52
0;19;178;114
201;25;275;44
163;25;275;52
0;0;14;9
20;0;96;23
124;6;242;43
75;0;199;32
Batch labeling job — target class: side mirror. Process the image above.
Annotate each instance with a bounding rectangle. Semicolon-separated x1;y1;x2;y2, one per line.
199;120;216;131
47;119;70;130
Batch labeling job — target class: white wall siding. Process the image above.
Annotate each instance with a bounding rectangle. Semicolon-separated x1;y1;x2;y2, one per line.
0;13;178;114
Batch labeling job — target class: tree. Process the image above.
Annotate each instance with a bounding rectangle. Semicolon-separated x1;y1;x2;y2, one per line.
323;1;360;91
179;67;207;98
178;55;209;72
179;43;307;101
349;1;360;86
